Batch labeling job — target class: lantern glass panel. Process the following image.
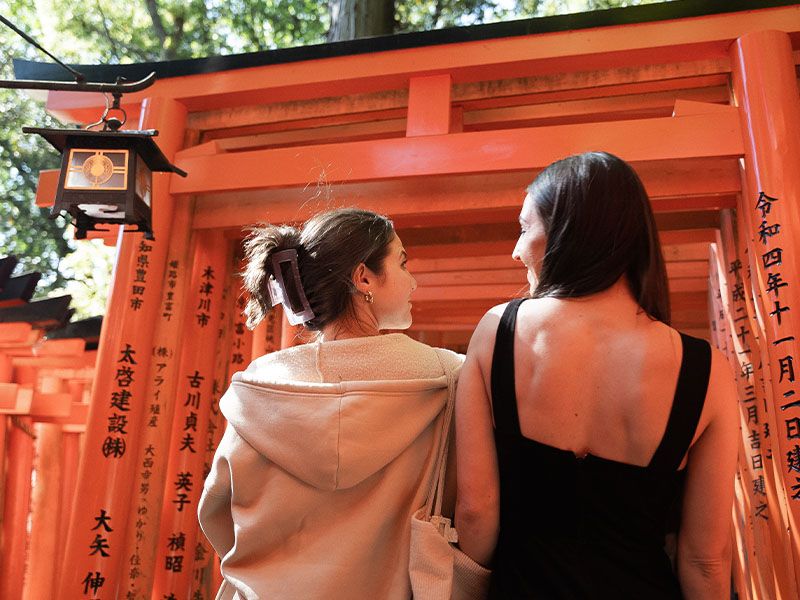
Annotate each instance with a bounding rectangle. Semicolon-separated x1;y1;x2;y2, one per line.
64;148;129;190
135;157;152;207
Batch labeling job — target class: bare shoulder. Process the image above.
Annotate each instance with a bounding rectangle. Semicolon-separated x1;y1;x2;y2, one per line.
467;302;510;359
706;345;739;417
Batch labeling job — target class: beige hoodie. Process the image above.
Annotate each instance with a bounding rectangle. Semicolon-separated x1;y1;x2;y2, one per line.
198;334;463;600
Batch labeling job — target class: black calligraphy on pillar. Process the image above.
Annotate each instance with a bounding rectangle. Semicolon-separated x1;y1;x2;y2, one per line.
766;272;789;297
792;478;800;501
762;247;783;269
82;509;113;595
104;345;138;459
753;475;766;496
758;220;781;245
165;531;186;572
779;355;796;383
752;454;763;470
770;301;790;326
756;191;779;218
786;417;800;440
163;259;180;321
788;445;800;473
149;352;170;428
82;571;105;596
195;265;215;328
130;240;153;311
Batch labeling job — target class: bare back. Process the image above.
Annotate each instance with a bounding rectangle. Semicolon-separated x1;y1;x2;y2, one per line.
505;290;708;469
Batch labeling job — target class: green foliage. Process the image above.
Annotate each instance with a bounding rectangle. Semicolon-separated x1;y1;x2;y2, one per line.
35;0;331;63
395;0;508;31
0;3;72;293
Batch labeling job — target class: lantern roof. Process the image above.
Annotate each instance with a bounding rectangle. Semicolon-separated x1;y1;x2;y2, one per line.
22;127;187;176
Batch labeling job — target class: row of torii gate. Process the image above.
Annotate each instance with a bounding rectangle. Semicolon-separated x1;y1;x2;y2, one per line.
1;1;800;598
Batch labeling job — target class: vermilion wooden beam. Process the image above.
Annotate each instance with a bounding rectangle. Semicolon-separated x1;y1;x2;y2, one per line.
407;254;517;273
172;112;742;195
190;64;727;137
662;242;712;262
414;269;526;286
44;6;798;122
0;323;36;344
463;87;729;130
458;72;729;112
193;90;727;152
406;75;451;136
189;157;739;229
413;284;526;301
659;228;717;245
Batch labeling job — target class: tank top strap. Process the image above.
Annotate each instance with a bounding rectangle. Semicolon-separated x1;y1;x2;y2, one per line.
647;332;712;472
490;298;529;436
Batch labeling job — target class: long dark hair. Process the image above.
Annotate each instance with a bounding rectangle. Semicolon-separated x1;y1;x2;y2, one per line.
241;208;395;331
528;151;670;324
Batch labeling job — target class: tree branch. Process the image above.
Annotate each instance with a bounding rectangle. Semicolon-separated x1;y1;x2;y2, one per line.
95;1;121;62
143;0;167;48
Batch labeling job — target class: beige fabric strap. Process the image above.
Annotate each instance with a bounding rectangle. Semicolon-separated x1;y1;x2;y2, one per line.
422;348;457;519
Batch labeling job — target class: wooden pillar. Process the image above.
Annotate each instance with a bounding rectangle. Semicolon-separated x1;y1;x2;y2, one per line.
118;201;197;597
731;29;800;593
737;166;798;599
56;428;82;589
280;310;302;349
708;244;755;599
250;318;269;360
710;231;776;600
23;423;63;600
152;229;229;598
0;417;35;600
191;259;235;600
58;97;188;598
0;351;11;525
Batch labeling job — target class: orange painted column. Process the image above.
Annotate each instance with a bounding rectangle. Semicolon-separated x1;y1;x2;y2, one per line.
737;166;798;599
708;250;758;600
152;229;230;598
56;428;82;589
0;417;35;600
58;97;188;598
280;311;302;349
191;260;235;600
118;198;196;598
711;226;776;600
0;351;11;521
250;318;269;360
23;423;63;600
731;29;800;593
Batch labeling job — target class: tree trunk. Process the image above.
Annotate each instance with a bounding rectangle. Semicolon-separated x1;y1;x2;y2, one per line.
328;0;395;42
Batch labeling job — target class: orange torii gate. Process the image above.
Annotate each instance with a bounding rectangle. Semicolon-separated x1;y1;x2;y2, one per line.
10;1;800;598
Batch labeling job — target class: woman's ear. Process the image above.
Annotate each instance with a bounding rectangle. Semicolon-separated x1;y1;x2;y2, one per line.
351;262;371;294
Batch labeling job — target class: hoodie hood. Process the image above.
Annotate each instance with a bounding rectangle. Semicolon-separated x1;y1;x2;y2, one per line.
220;372;450;491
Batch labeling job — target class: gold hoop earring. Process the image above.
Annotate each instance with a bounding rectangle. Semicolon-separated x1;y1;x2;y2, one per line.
365;290;374;304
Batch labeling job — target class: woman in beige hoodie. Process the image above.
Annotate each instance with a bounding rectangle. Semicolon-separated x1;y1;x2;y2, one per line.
198;208;462;600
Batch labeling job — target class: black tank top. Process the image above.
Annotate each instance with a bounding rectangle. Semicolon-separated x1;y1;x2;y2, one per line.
488;298;711;599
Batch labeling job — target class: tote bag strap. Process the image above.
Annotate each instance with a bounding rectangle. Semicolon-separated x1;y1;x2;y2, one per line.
422;349;458;520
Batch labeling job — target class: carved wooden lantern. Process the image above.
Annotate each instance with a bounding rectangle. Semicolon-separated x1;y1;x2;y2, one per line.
23;126;186;240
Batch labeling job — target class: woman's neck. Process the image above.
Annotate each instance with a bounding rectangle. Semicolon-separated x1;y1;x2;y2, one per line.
319;319;380;342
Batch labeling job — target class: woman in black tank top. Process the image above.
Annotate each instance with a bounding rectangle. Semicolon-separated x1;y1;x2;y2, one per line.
453;152;739;599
